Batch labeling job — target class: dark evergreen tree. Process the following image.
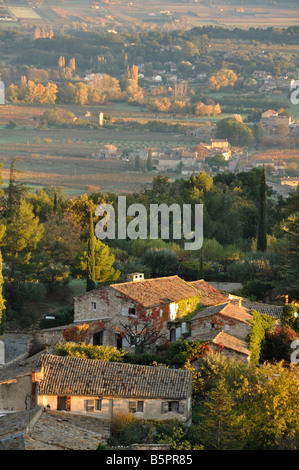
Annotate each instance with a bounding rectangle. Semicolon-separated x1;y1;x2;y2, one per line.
86;208;96;292
257;165;267;252
146;148;153;171
5;159;25;219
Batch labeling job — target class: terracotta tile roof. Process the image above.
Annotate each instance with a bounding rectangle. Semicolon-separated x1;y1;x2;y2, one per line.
110;276;199;309
188;280;229;306
190;302;252;325
37;354;192;400
211;331;251;357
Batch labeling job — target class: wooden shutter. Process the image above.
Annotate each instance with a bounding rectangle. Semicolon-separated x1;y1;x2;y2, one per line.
66;396;71;411
161;402;168;413
178;403;185;414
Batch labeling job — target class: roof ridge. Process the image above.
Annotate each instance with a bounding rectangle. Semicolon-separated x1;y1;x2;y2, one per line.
40;353;190;374
110;275;180;288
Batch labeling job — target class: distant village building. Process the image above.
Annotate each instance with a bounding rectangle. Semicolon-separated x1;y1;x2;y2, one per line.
277;177;299;196
260;110;292;128
0;81;5;105
203;139;232;160
95;144;120;159
251;159;285;173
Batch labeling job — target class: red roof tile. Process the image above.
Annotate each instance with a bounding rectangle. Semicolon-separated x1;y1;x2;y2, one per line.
211;331;251;356
110;276;199;309
188;280;229;306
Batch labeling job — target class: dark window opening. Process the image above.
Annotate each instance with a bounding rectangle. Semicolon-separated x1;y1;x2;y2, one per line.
93;331;103;346
168;401;179;413
116;334;123;350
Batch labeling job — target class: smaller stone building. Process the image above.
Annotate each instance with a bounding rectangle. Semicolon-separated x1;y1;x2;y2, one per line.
190;300;252;342
190;300;252;362
36;354;193;425
210;331;251;363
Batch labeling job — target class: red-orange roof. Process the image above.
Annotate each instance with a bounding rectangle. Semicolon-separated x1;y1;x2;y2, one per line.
188;280;229;306
212;331;251;356
111;275;199;309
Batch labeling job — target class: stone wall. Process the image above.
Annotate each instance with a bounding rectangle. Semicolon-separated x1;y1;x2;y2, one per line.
0;407;42;450
191;314;250;341
0;373;34;411
74;286;170;351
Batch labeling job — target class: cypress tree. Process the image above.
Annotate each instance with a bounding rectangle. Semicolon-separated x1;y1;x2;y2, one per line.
135;155;141;171
257;165;267;252
6;159;25;219
147;148;153;171
86;208;96;292
53;191;58;214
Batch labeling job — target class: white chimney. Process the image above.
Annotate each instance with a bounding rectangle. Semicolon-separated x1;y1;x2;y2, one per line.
126;273;144;282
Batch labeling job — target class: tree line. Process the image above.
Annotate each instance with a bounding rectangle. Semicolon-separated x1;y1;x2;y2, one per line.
0;162;297;334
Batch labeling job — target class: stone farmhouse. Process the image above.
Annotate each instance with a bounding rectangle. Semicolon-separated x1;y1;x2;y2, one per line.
33;274;283;364
74;274;202;350
36;354;193;424
73;274;256;362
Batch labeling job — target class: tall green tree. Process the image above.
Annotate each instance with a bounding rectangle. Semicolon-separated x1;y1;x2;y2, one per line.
146;148;153;171
1;199;45;283
5;159;25;219
279;212;299;298
196;378;244;450
257;165;267;252
86;208;96;292
72;239;120;287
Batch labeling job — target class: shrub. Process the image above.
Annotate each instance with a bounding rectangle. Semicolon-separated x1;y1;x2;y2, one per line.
53;342;126;362
261;325;298;363
247;310;276;365
282;304;299;334
241;279;274;301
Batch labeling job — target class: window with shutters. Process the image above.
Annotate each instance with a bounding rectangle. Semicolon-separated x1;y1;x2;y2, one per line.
95;399;102;411
168;401;179;412
128;307;136;316
129;401;137;413
137;401;144;412
84;398;102;412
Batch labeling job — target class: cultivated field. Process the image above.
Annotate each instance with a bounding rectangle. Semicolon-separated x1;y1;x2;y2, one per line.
7;6;41;20
0;125;198;196
4;1;299;29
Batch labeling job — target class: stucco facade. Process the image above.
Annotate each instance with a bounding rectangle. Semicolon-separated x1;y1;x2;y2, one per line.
37;394;192;424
